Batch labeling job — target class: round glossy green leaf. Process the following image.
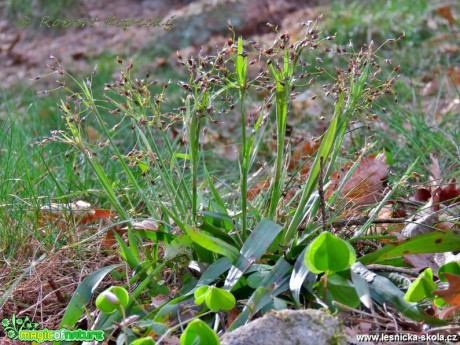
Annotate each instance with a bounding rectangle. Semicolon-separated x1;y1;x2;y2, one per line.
95;286;129;314
304;232;356;274
194;286;236;312
434;296;448;308
194;286;210;306
438;261;460;282
180;319;220;345
96;291;118;314
404;268;438;302
205;287;236;312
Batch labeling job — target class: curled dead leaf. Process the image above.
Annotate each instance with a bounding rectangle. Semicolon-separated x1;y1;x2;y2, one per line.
131;219;158;231
328;153;388;205
102;227;125;249
79;208;115;225
434;273;460;307
38;200;115;232
372;204;406;235
415;156;460;213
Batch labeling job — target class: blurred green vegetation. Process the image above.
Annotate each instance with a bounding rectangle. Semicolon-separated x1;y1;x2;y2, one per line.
1;0;458;259
4;0;81;29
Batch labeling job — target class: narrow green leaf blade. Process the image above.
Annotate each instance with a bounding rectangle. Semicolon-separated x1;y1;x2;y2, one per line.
290;247;316;306
352;263;446;325
359;230;460;265
351;269;373;309
198;257;233;286
224;218;283;289
228;257;292;331
185;224;239;262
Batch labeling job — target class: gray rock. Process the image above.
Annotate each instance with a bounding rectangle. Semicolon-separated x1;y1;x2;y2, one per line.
221;309;346;345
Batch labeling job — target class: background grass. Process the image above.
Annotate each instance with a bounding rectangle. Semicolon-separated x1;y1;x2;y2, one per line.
0;0;459;340
1;0;458;266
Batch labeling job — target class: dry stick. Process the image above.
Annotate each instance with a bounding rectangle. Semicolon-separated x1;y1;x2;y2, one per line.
47;278;66;303
331;216;406;228
332;301;390;323
318;156;328;232
426;325;460;334
17;282;79;316
367;264;419;277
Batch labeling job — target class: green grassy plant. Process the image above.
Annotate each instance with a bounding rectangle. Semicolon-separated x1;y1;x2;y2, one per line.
2;3;459;343
32;17;445;342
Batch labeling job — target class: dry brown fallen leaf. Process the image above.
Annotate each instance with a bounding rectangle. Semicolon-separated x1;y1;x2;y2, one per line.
79;208;115;224
289;139;320;176
404;254;439;273
401;211;439;238
102;227;125;249
414;156;460;213
247;178;270;200
327;153;388;206
436;6;456;26
39;200;115;230
434;273;460;319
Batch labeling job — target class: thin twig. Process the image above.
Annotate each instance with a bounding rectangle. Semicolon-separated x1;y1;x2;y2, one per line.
367;264;419;277
332;301;389;322
17;282;79;316
47;278;65;303
331;216;406;228
318;156;327;232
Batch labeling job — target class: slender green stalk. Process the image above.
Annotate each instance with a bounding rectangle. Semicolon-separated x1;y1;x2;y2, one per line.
189;96;201;224
69;76;158;219
267;49;299;219
239;97;249;237
236;37;249;238
283;62;371;245
268;76;288;218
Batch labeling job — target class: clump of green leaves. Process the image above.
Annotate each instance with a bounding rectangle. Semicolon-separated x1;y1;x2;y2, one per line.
37;15;447;344
405;262;460;307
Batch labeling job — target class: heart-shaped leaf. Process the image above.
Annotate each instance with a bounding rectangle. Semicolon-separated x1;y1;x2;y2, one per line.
304;232;356;274
404;268;438;302
194;286;210;306
194;286;236;312
180;319;219;345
